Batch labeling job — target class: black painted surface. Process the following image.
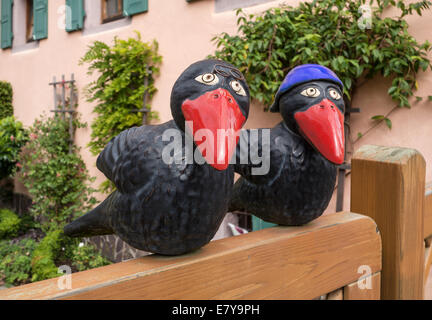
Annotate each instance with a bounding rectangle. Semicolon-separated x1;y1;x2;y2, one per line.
230;81;344;226
231;123;337;225
64;59;250;255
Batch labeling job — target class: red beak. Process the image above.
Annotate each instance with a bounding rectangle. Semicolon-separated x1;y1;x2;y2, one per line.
181;88;246;170
294;99;345;164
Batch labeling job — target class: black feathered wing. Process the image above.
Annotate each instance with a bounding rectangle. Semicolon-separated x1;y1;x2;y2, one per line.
96;125;162;194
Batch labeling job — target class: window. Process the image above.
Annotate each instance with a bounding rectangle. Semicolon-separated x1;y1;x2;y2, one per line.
3;0;43;52
215;0;274;13
83;0;148;35
101;0;123;23
26;0;34;42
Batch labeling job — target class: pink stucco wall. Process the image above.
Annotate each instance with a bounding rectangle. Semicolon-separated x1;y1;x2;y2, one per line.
0;0;431;211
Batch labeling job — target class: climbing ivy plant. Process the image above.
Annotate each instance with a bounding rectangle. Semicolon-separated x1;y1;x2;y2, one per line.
211;0;432;131
80;31;162;156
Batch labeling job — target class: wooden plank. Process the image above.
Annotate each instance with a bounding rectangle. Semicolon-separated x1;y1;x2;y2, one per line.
343;272;381;300
0;212;381;300
326;288;343;300
425;183;432;239
426;236;432;248
52;76;57;112
61;74;66;121
425;240;432;286
336;168;346;211
351;145;425;300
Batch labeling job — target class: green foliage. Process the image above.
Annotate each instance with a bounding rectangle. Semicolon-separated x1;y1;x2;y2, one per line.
0;81;13;120
80;31;162;158
31;234;111;282
0;209;21;240
30;229;63;282
371;114;392;128
0;238;37;287
18;114;97;232
70;243;111;272
211;0;432;113
0;116;29;179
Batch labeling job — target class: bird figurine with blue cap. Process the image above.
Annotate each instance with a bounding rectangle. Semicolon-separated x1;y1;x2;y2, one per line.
64;59;250;255
230;64;345;226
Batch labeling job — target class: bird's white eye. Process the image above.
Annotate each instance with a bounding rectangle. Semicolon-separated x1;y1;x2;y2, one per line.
195;73;219;85
300;87;321;98
230;80;246;96
328;88;342;100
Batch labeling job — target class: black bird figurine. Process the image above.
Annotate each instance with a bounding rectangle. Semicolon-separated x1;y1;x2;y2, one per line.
230;64;345;226
64;59;250;255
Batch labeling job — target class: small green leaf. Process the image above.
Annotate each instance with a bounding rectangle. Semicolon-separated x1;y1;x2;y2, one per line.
371;115;385;120
385;118;392;129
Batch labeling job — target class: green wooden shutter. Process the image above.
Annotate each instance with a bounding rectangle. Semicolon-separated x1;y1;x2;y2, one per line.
252;215;277;231
33;0;48;40
123;0;148;16
65;0;85;32
1;0;13;49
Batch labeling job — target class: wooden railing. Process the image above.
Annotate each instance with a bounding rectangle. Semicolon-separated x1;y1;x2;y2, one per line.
0;212;381;300
351;145;432;300
424;183;432;291
0;144;431;300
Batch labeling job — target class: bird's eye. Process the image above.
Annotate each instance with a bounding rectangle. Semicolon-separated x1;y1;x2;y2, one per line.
195;73;219;85
230;80;246;96
328;88;342;100
300;87;320;98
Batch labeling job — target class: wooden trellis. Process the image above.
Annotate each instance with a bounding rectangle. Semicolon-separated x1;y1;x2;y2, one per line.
49;74;77;153
335;103;361;211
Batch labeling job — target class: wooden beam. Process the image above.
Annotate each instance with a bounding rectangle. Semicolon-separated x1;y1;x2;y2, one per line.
326;288;343;300
425;239;432;286
0;212;381;300
351;145;425;300
425;183;432;239
343;272;381;300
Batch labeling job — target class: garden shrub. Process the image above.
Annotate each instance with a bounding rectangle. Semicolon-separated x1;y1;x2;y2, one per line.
0;116;29;179
18;114;97;232
31;233;111;282
0;81;13;120
70;242;111;272
0;238;37;287
16;113;111;282
0;209;21;240
30;229;63;282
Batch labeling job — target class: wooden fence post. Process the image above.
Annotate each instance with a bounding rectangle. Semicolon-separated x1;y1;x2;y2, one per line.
351;145;425;300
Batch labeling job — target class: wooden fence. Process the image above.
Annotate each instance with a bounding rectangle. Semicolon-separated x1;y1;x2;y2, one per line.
0;144;431;300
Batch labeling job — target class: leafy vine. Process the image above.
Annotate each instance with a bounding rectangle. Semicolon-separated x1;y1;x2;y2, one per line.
210;0;432;136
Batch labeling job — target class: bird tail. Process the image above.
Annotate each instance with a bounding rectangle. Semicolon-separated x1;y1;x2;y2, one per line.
64;192;116;238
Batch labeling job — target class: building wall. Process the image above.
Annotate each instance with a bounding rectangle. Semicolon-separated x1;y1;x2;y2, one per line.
0;0;431;214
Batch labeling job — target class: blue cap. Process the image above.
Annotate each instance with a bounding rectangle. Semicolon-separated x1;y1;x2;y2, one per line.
270;64;343;112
